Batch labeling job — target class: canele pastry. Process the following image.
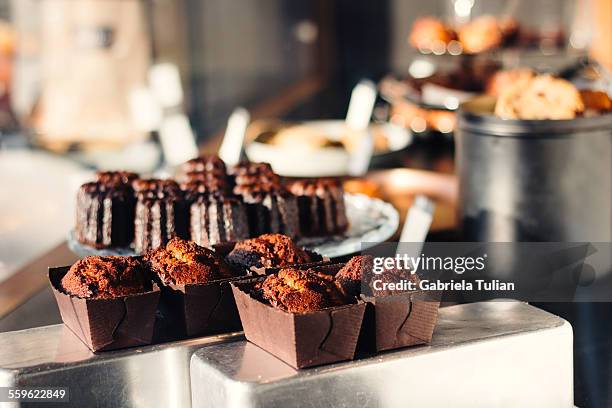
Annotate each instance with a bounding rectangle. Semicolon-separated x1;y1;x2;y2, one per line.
225;233;311;270
61;256;150;299
133;179;189;253
287;178;348;236
75;172;137;248
183;178;249;247
230;162;300;238
258;267;348;313
145;237;234;285
175;155;228;185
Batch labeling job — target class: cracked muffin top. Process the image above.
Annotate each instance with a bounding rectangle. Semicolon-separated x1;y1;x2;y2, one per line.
257;267;348;313
178;155;227;175
226;234;312;270
61;256;151;299
145;237;234;285
335;255;417;297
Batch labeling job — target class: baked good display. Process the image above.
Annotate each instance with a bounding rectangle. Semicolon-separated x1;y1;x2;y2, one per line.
409;17;456;51
230;162;300;238
133;179;189;253
495;75;586;120
61;255;150;299
225;233;312;270
75;175;137;249
184;179;249;247
257;267;348;313
457;16;503;54
287;178;348;236
145;237;234;285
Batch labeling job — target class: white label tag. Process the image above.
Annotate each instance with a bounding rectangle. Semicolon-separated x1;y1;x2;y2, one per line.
347;130;374;176
396;195;435;257
345;79;377;131
218;107;250;166
158;113;199;166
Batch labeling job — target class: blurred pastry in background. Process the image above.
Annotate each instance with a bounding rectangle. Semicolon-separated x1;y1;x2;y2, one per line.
579;90;612;115
457;16;503;54
408;17;456;51
486;68;535;96
495;75;585;120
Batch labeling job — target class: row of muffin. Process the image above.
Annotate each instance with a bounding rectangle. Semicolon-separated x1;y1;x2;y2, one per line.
75;156;348;253
51;233;439;367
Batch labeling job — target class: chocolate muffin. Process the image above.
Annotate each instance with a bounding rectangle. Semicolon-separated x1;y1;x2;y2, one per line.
258;267;348;313
335;255;417;297
176;155;228;185
287;178;348;236
335;255;375;298
133;179;189;253
183;178;249;247
225;233;312;270
61;256;150;299
75;179;136;249
230;162;300;238
145;237;234;285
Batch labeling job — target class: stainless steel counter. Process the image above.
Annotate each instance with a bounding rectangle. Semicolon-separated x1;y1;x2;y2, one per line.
0;301;573;408
191;301;573;408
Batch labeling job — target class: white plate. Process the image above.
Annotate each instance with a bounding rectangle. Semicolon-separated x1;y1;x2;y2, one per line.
68;193;399;259
245;120;412;177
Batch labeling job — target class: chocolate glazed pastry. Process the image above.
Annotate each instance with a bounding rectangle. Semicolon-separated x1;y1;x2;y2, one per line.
133;179;189;254
49;256;159;351
287;178;348;237
176;155;228;184
75;172;138;248
145;237;243;338
183;178;249;247
230;162;300;238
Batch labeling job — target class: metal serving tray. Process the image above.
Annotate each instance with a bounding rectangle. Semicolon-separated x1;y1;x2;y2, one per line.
190;301;573;408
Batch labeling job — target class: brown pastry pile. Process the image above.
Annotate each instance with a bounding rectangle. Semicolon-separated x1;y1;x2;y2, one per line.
61;256;151;299
145;237;234;285
257;268;348;313
335;255;417;297
226;233;312;270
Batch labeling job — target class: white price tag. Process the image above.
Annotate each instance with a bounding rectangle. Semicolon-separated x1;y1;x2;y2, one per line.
218;108;250;166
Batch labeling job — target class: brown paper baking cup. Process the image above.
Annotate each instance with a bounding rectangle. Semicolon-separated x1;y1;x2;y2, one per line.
156;277;243;339
232;278;366;369
358;291;440;353
49;267;160;352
